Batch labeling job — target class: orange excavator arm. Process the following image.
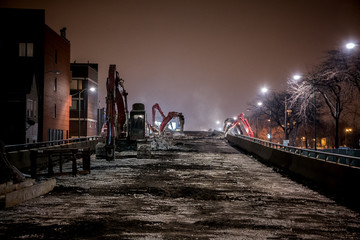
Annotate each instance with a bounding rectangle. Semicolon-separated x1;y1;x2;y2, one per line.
159;112;179;132
224;113;254;138
152;103;166;126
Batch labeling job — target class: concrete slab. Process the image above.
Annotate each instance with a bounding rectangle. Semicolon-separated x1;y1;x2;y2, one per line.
0;179;35;195
3;179;56;208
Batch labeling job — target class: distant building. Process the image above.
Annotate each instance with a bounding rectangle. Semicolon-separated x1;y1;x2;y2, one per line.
0;8;71;145
70;63;99;138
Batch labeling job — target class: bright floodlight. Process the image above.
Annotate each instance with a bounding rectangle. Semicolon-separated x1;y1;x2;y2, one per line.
257;101;263;106
89;87;96;92
293;74;301;80
346;42;356;49
261;87;268;93
233;116;237;120
216;121;220;125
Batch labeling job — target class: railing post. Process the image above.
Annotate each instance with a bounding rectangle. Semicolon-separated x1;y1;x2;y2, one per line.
82;148;91;173
72;151;77;176
48;151;54;175
59;152;63;173
30;150;38;178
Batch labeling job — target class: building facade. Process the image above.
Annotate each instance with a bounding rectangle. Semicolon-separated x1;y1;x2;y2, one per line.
70;63;99;138
43;26;71;141
0;8;71;145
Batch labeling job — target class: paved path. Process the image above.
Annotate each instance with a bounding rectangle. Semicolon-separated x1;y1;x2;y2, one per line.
1;132;360;239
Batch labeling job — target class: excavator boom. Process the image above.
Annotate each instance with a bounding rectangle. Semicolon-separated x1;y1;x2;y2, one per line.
224;113;254;138
159;112;179;132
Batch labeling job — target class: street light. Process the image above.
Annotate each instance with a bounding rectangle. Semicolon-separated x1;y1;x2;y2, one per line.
72;87;96;138
293;74;301;80
345;128;353;147
259;87;272;142
345;42;357;50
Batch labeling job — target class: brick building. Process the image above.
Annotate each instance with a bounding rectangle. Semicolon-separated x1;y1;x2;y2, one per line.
0;8;71;145
70;63;99;138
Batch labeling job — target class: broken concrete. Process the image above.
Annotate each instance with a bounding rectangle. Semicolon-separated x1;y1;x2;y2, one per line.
1;178;56;208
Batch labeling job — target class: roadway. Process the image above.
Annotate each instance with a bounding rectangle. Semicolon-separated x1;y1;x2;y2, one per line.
1;131;359;239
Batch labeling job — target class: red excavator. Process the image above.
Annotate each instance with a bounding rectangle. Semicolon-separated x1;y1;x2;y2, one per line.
105;65;128;160
224;113;254;138
151;103;184;133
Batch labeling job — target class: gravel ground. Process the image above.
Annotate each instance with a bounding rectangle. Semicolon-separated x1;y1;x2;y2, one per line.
1;131;360;239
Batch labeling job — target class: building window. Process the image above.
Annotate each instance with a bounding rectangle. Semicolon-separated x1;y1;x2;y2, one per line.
70;79;82;90
54;78;57;91
54;104;56;118
34;100;37;118
70;80;78;90
19;43;33;57
26;99;34;118
70;98;78;110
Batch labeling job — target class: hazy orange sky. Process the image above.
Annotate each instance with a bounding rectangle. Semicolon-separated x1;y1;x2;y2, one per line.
2;0;360;130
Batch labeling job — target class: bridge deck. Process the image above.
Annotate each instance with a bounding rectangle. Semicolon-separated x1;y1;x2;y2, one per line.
1;132;359;239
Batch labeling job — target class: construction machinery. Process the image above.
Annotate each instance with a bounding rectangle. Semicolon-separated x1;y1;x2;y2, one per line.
151;103;184;133
104;65;146;160
224;113;254;137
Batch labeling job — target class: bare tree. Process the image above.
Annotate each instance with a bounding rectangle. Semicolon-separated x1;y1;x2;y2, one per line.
343;49;360;92
253;90;302;145
288;50;356;148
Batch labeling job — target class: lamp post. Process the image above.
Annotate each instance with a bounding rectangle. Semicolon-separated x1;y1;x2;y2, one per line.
72;87;96;138
256;101;263;138
292;73;316;149
345;128;353;147
260;87;272;142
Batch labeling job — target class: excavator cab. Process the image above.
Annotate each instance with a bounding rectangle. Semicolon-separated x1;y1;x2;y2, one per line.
129;103;146;141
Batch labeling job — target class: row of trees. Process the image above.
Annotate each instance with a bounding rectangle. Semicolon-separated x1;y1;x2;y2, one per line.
249;46;360;149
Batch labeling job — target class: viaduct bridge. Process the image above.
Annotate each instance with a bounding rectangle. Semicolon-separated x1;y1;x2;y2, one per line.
1;131;360;239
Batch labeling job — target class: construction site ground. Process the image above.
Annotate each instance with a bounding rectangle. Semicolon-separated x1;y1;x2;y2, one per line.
1;131;360;239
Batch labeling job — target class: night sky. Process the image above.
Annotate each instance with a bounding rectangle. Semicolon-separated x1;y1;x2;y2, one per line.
2;0;360;130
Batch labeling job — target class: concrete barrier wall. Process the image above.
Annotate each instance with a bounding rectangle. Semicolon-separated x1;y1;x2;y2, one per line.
7;140;99;172
226;134;360;197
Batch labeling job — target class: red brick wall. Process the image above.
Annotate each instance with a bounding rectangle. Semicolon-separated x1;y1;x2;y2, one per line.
43;26;71;140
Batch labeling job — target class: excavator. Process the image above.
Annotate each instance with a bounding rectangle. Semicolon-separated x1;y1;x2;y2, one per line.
105;65;128;160
151;103;184;133
104;65;146;160
223;113;254;138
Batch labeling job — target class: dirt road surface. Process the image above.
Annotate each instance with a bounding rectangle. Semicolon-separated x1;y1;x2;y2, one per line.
1;132;360;239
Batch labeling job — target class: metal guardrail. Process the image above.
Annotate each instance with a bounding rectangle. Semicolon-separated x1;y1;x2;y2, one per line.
5;136;100;152
229;134;360;168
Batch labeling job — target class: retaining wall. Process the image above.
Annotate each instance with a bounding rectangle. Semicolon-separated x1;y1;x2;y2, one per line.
226;134;360;199
7;140;99;172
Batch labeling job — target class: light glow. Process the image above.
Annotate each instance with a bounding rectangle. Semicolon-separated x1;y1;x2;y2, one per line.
293;74;301;80
346;42;356;49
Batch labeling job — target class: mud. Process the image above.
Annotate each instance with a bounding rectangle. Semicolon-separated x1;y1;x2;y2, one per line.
1;132;360;239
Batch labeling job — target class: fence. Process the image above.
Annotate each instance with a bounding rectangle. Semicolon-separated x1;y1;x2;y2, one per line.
234;134;360;168
30;148;91;178
5;136;100;152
